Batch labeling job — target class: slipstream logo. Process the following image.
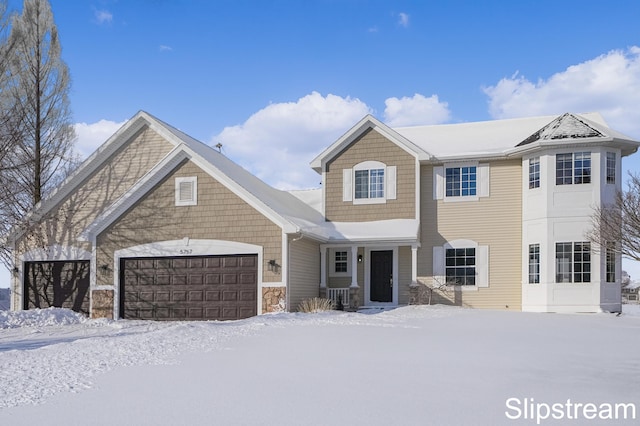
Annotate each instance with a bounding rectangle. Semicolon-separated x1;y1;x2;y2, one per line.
505;397;637;424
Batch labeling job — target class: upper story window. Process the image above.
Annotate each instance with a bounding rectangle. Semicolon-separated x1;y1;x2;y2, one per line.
446;166;476;197
556;152;590;185
606;152;616;184
433;163;489;202
175;176;197;206
342;161;396;204
529;157;540;189
355;168;384;199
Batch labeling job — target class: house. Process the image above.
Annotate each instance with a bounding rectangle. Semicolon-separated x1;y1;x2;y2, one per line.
622;281;639;303
8;110;639;319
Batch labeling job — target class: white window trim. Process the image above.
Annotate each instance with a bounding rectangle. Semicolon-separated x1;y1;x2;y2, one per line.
433;162;489;202
343;161;397;205
433;239;489;289
329;248;351;277
175;176;197;206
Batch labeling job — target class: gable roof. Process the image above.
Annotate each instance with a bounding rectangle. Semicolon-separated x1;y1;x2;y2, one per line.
517;113;603;146
79;112;326;241
310;114;431;173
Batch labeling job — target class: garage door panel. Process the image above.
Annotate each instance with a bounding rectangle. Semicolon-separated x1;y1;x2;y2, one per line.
156;274;171;285
206;290;220;301
173;291;187;301
222;290;238;301
189;274;203;285
156;291;170;302
222;274;237;285
205;274;220;285
121;254;257;321
189;291;203;301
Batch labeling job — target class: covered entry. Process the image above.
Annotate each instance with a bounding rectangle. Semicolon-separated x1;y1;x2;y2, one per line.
119;254;258;321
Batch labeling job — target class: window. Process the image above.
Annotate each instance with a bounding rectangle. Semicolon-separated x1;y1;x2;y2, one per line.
555;242;590;283
606;152;616;184
556;152;591;185
334;251;348;273
343;161;396;204
329;249;351;276
434;240;489;287
529;157;540;189
446;166;477;197
445;248;476;286
355;168;384;199
175;176;197;206
606;242;616;283
528;244;540;284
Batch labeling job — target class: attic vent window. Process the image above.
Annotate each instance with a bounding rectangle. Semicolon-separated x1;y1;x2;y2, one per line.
175;177;197;206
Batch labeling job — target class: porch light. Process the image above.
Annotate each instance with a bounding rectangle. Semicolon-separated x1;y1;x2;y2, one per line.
99;264;111;276
358;254;363;263
267;259;280;273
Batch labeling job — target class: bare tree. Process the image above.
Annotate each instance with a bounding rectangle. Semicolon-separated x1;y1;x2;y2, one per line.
0;0;76;267
587;172;640;262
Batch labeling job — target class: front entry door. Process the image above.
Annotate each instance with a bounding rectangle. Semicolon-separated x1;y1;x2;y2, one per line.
370;250;393;302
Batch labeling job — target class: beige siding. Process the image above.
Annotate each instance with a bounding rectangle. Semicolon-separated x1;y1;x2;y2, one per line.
96;160;283;286
325;128;416;222
419;160;522;310
15;127;174;256
288;237;320;311
398;246;412;305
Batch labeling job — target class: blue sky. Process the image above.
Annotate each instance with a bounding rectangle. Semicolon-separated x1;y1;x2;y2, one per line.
3;0;640;284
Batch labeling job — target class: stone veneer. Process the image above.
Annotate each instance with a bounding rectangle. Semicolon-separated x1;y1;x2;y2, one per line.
262;286;286;313
91;290;114;319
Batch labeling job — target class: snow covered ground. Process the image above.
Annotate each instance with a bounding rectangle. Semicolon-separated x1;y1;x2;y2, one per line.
1;305;639;425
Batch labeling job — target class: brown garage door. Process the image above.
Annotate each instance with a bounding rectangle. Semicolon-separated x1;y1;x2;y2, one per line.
23;260;90;315
120;254;258;321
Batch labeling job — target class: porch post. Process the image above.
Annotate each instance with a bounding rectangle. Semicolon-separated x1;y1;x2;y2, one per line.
319;245;327;289
350;245;359;288
411;244;418;285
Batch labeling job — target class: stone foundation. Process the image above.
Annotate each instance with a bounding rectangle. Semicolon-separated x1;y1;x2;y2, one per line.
348;287;360;310
262;286;286;313
91;289;114;319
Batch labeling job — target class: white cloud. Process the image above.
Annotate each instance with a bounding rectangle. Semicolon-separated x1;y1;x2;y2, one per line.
398;12;410;28
159;45;173;52
483;46;640;139
383;93;451;127
74;119;126;159
94;10;113;25
213;92;371;190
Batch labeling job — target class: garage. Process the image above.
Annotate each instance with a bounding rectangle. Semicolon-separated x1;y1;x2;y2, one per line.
23;260;90;315
119;254;258;321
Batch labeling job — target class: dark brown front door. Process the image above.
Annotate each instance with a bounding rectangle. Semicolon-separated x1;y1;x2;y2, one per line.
120;254;257;321
370;250;393;303
23;261;90;315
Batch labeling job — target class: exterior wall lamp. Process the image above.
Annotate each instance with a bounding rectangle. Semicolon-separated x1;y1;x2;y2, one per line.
267;259;280;273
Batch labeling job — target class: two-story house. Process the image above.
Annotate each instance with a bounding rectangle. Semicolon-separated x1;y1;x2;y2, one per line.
8;111;639;319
